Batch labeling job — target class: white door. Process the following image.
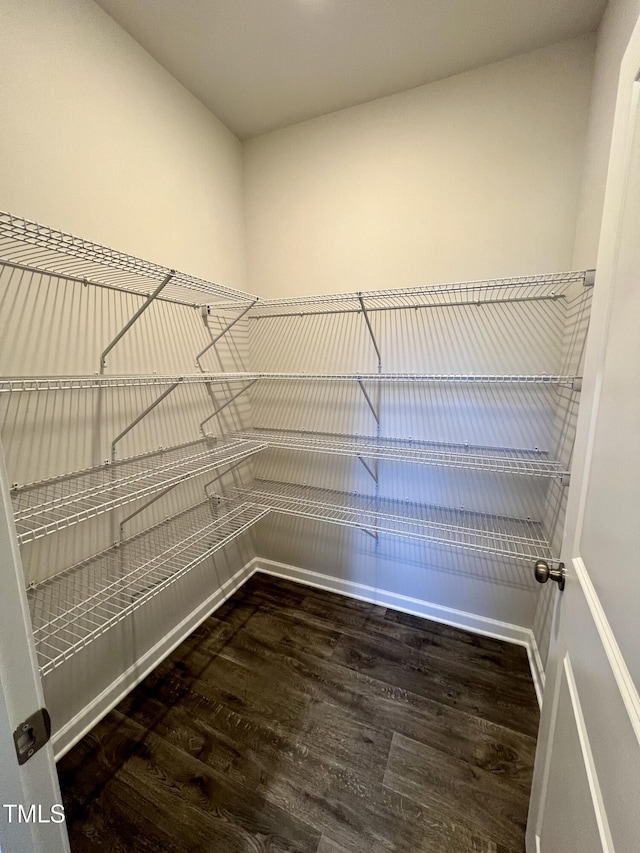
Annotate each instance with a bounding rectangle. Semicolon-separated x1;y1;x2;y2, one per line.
527;18;640;853
0;444;69;853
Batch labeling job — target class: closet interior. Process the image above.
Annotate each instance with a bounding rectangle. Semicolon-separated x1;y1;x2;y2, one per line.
0;210;593;752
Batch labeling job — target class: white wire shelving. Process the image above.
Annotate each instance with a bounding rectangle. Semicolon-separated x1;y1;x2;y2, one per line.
26;471;557;676
0;212;585;681
234;428;569;479
11;437;265;545
0;215;592;314
0;371;582;393
0;211;254;308
27;498;269;676
248;270;594;318
234;479;555;565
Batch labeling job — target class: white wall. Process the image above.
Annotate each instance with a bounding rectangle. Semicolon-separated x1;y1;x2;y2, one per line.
572;0;640;267
244;36;595;299
0;0;246;289
0;0;615;728
0;0;255;745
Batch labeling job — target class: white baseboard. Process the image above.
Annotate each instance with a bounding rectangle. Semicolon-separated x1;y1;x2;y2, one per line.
54;554;546;758
527;632;546;708
254;557;545;707
52;560;256;760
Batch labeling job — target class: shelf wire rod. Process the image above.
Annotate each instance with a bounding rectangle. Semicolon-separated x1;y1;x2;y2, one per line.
99;271;174;373
111;380;183;461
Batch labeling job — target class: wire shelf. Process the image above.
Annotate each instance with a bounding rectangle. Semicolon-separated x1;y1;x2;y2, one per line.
0;214;592;314
26;473;555;676
28;499;268;676
0;372;582;393
234;479;555;565
235;428;568;479
248;271;593;318
12;437;265;544
0;211;253;307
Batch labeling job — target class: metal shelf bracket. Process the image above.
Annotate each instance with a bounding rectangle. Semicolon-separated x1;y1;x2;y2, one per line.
357;456;378;484
99;271;174;372
200;379;259;435
118;482;178;541
358;294;382;371
359;526;379;541
111;379;183;461
195;299;257;370
357;380;380;425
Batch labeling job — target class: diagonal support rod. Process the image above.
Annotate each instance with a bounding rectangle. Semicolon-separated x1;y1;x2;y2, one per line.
202;454;253;500
357;456;378;484
357;380;380;425
358;526;379;541
196;299;258;370
118;482;179;541
200;379;259;435
358;294;382;371
100;272;174;372
111;380;183;461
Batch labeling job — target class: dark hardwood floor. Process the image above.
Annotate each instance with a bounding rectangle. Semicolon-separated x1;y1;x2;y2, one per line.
57;573;539;852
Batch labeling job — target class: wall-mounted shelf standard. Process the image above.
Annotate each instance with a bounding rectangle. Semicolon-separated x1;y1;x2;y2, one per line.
248;270;594;318
0;372;583;393
235;428;569;479
12;437;265;545
234;479;556;565
27;498;269;676
0;211;253;308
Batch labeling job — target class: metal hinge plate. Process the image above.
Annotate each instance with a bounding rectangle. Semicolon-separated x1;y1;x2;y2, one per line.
13;708;51;765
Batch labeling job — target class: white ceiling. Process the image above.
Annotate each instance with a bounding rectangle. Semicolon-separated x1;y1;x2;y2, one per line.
95;0;607;140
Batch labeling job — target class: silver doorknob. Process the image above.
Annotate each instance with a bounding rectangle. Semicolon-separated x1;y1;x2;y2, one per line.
534;559;565;591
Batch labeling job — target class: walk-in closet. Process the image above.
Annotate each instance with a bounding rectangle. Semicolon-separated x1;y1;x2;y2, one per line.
2;1;639;852
0;209;592;738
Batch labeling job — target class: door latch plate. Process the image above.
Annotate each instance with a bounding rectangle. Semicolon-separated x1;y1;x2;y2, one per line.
13;708;51;765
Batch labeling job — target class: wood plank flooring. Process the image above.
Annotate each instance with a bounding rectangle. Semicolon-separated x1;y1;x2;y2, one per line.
57;573;539;852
